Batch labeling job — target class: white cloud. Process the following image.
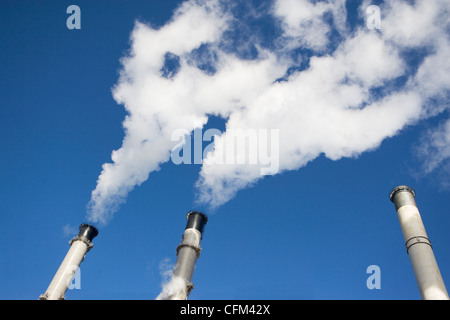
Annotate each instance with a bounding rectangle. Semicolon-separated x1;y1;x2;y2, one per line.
87;0;232;224
87;0;450;223
196;29;423;207
272;0;349;52
412;39;450;116
416;117;450;188
381;0;448;47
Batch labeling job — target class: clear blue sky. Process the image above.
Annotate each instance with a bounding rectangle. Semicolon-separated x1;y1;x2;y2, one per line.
1;0;449;300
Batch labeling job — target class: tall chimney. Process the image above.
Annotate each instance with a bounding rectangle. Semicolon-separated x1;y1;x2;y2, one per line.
39;224;99;300
167;211;208;300
389;186;449;300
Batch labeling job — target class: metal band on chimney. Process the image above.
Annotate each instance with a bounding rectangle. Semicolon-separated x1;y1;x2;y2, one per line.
177;243;202;258
405;236;432;254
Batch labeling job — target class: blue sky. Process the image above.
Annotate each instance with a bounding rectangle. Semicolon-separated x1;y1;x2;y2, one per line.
1;0;449;300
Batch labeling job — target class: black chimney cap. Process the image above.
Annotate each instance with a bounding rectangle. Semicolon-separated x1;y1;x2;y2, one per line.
185;211;208;234
78;224;99;242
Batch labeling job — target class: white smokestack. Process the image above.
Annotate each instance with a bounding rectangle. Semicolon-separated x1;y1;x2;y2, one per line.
39;224;99;300
389;186;449;300
157;211;208;300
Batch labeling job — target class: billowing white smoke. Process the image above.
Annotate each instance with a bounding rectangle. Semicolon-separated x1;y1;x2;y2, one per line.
86;0;450;224
156;276;188;300
155;258;188;300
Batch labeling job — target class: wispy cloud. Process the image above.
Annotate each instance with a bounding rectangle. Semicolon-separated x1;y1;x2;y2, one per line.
62;223;78;238
415;117;450;188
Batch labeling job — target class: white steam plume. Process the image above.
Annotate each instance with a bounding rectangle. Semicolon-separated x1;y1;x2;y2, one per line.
155;258;188;300
87;0;450;224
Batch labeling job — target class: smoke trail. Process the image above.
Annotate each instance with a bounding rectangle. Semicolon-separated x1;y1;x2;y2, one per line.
87;0;450;224
86;0;233;224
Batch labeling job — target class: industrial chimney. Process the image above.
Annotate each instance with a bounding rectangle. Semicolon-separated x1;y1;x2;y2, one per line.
389;186;449;300
165;211;208;300
39;224;99;300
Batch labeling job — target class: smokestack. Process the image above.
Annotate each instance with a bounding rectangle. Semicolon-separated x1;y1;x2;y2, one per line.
39;224;99;300
167;211;208;300
389;186;449;300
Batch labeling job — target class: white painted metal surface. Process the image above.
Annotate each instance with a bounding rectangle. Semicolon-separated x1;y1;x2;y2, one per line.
390;186;449;300
40;224;98;300
40;240;90;300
